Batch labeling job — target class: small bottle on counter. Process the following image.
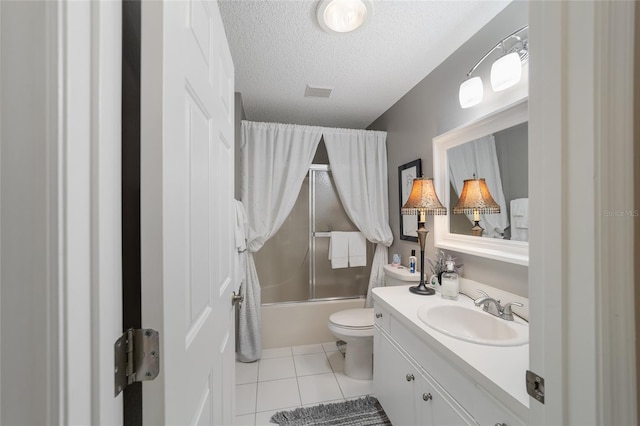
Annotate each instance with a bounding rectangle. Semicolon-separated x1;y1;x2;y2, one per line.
440;260;459;300
409;250;416;273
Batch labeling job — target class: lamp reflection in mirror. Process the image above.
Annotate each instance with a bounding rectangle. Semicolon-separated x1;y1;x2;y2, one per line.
453;176;500;237
401;177;447;295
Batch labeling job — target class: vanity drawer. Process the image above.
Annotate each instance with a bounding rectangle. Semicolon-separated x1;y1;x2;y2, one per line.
373;305;390;332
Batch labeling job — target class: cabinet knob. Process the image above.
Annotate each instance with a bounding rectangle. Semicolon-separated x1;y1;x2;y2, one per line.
495;423;507;426
422;393;433;401
375;312;383;318
405;373;414;382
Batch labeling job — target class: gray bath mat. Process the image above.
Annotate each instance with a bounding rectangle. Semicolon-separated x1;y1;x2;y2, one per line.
270;396;391;426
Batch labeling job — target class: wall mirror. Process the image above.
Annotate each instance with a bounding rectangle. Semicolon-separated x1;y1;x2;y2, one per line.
433;99;528;265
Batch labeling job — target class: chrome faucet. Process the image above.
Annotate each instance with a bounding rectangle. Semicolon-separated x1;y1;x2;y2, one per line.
473;290;523;321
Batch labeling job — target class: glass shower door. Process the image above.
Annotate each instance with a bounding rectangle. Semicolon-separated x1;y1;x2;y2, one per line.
253;165;373;304
311;167;372;299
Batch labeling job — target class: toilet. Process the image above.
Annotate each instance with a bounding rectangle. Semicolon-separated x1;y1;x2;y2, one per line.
328;264;420;380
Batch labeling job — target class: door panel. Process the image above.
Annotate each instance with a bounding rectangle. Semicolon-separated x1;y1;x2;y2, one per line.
140;0;235;424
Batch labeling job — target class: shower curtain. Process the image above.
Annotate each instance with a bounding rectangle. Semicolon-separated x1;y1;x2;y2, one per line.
238;121;392;361
323;128;393;308
238;121;322;362
448;134;509;237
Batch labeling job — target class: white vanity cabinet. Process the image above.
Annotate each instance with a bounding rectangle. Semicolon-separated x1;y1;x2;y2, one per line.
373;327;418;425
374;326;474;425
372;290;529;426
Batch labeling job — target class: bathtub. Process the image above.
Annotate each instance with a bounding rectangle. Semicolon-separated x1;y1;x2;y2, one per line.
261;298;365;348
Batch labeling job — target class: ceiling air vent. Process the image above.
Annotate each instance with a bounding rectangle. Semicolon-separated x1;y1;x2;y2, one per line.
305;85;332;98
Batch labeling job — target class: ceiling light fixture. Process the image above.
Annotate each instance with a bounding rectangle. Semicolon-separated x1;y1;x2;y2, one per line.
317;0;372;34
458;26;528;108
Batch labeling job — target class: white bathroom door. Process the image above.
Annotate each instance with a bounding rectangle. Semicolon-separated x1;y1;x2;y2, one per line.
140;0;236;424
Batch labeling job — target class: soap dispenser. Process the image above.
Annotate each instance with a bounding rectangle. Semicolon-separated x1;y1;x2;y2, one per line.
440;260;459;300
409;250;417;273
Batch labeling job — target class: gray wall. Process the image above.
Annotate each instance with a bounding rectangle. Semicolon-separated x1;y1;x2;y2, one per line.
368;1;529;296
495;121;528;240
634;3;640;420
495;121;528;206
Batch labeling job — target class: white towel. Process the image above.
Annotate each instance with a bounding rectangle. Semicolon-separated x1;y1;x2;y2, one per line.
234;199;248;252
329;232;349;269
348;232;367;267
510;198;529;242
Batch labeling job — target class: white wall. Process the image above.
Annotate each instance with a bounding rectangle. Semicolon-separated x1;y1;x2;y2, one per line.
0;2;57;424
1;2;123;424
369;1;528;296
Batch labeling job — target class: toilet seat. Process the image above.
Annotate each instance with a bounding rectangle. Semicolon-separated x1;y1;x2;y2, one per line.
329;308;374;330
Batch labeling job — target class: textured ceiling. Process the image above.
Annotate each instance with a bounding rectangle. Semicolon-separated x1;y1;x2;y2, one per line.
218;0;511;129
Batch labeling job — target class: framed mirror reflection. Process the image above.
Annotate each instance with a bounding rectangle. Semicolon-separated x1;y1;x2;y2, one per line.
433;99;529;265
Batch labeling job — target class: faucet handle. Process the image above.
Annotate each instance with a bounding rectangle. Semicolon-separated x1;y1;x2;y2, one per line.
476;289;489;298
501;301;524;321
473;289;490;306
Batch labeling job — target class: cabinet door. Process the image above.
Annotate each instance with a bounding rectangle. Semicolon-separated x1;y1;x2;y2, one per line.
374;329;420;425
472;385;527;426
419;372;477;426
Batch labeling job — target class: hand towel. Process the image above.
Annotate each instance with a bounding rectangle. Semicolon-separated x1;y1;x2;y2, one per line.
234;200;249;287
234;199;248;252
329;232;349;269
510;198;529;242
348;232;367;267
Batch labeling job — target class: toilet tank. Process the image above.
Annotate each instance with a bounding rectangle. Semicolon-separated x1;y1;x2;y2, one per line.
383;264;421;286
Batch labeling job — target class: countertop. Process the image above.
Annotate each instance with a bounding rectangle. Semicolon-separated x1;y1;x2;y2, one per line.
372;285;529;420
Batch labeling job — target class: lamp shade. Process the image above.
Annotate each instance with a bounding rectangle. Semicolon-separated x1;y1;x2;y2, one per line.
490;51;522;91
453;178;501;214
459;76;483;109
401;177;447;216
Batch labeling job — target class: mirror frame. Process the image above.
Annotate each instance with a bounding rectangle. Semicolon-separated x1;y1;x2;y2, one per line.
433;99;528;266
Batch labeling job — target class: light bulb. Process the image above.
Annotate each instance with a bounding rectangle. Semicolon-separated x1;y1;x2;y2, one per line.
458;76;483;108
490;51;522;91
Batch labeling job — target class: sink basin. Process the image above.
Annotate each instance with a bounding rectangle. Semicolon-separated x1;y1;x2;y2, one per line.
417;304;528;346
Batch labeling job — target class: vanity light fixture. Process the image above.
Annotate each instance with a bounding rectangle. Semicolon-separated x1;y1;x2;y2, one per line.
453;175;500;237
317;0;372;34
459;76;483;109
401;177;447;295
458;25;528;108
491;50;523;92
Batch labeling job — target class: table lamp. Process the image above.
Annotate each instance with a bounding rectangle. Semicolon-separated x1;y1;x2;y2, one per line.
401;177;447;295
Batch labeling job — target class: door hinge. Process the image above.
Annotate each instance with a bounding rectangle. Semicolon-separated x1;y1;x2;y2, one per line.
114;328;160;396
526;370;545;404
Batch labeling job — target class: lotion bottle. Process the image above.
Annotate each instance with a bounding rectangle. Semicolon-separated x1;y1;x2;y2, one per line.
409;250;417;273
440;260;459;300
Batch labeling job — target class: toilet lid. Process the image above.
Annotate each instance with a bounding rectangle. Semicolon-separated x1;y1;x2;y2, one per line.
329;308;374;329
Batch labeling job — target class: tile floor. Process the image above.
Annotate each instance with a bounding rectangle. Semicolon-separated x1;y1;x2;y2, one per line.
235;342;374;426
